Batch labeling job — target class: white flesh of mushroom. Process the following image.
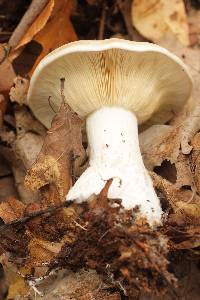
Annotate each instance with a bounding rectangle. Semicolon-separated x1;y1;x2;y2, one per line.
67;106;162;226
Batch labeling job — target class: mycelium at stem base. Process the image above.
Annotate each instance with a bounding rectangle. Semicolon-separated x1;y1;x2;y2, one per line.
66;106;162;226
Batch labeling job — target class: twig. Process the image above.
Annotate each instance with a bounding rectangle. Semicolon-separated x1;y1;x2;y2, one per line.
73;220;87;231
117;0;144;41
9;0;49;49
98;3;107;40
0;201;71;232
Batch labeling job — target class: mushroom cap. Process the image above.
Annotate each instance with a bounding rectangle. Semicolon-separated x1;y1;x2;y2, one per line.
27;38;192;128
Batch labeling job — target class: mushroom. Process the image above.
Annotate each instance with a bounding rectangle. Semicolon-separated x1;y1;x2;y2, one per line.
27;39;192;226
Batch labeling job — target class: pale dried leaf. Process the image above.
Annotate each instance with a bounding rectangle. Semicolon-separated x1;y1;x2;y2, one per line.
157;35;200;154
0;108;45;203
15;106;46;137
9;76;29;105
132;0;190;45
15;132;43;169
151;171;199;209
139;125;172;170
140;110;197;190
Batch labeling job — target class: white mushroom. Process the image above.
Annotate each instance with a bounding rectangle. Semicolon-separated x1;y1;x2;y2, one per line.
27;39;192;226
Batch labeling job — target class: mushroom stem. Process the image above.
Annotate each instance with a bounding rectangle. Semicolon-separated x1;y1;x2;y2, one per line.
67;106;162;226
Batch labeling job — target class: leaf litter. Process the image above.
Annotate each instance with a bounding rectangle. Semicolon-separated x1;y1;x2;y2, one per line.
0;1;200;299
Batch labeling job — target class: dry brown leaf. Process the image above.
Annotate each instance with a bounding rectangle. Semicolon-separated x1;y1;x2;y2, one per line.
132;0;190;45
13;0;54;51
25;101;85;206
9;0;77;75
9;0;54;61
151;171;199;209
1;257;30;300
140;109;197;190
27;236;64;267
0;197;25;224
0;44;16;93
169;226;200;249
0;176;18;202
25;207;77;268
139;125;174;170
175;152;194;189
175;201;200;221
6;273;28;300
191;132;200;195
0;44;15;125
156;35;200;155
29;0;77;75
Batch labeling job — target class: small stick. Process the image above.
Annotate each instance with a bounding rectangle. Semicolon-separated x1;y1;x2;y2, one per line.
117;0;144;41
0;201;71;232
98;3;107;40
9;0;49;49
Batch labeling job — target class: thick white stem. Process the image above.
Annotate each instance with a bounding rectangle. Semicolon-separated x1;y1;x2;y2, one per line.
67;106;162;226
